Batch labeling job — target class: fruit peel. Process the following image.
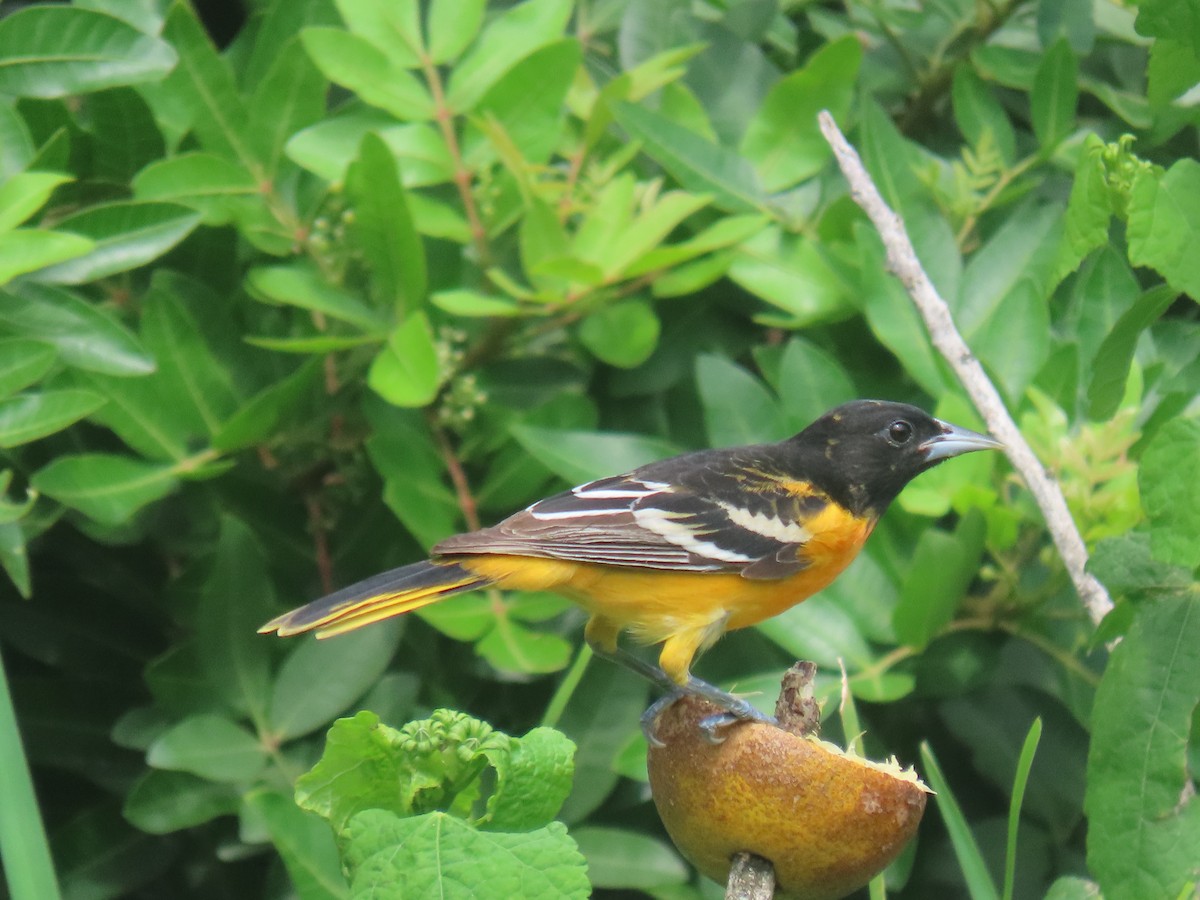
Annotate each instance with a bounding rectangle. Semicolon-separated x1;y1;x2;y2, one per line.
647;695;929;900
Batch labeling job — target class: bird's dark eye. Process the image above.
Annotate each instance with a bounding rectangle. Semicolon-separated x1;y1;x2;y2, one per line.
887;420;914;445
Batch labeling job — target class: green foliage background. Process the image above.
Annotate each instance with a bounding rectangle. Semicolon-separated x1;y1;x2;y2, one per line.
0;0;1197;898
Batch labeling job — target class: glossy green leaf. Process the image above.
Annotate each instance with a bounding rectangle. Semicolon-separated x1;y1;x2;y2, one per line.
613;102;764;214
287;110;454;185
0;339;56;398
0;171;71;233
0;389;106;448
0;6;176;97
729;226;850;326
511;425;680;486
334;0;423;67
1127;159;1200;300
695;353;780;446
131;153;259;223
1031;39;1078;149
0;229;95;285
1138;416;1200;569
775;337;856;431
345;131;426;312
300;27;433;121
367;312;440;407
427;0;486;64
146;714;268;783
30;201;201;285
29;453;177;524
431;290;521;317
247;36;327;176
570;827;689;891
740;36;860;191
212;360;321;453
244;790;348;900
0;285;152;376
267;622;403;742
1086;595;1200;900
122;770;239;835
894;514;986;649
757;595;875;672
0;520;29;596
246;265;386;330
1087;286;1175;420
578;301;660;369
447;0;573;112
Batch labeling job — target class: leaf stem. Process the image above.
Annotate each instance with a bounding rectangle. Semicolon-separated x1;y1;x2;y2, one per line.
542;642;593;729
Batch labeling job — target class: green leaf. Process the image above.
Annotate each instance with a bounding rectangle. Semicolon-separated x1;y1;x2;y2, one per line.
446;0;574;113
475;620;574;675
0;339;56;398
1030;39;1079;149
483;726;575;831
1086;286;1175;421
343;811;589;899
695;354;780;446
0;228;95;285
267;622;404;742
572;826;688;891
212;360;322;452
30;201;201;285
287;110;454;185
427;0;486;63
1086;595;1200;900
1138;416;1200;569
578;301;661;369
333;0;423;68
246;36;327;177
740;36;861;191
775;337;856;432
1044;876;1102;900
757;595;874;672
893;515;986;649
920;743;1001;900
431;290;521;317
300;27;433;121
0;283;153;376
1037;0;1095;54
195;517;274;724
364;401;459;548
951;66;1016;163
345;132;426;313
729;225;850;326
0;170;71;233
1002;718;1043;900
0;389;106;448
0;520;30;596
956;202;1060;400
0;6;176;97
1055;134;1113;282
146;713;269;783
613;102;764;214
1127;159;1200;300
1087;534;1194;603
511;425;680;486
131;152;259;224
122;770;239;835
244;790;349;900
246;265;387;331
367;312;440;408
30;454;177;525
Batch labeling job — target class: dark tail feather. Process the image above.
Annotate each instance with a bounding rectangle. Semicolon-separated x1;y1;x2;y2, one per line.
259;560;491;638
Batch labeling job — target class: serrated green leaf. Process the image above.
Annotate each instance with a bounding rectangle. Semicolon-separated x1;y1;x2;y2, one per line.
1138;416;1200;569
301;27;433;121
484;726;576;830
30;453;176;524
446;0;573;113
1085;595;1200;900
0;6;176;97
30;201;200;285
1087;534;1193;603
268;622;404;742
367;312;440;407
1031;39;1079;149
1127;159;1200;300
0;228;95;285
0;389;106;447
345;132;425;312
578;301;660;369
343;811;589;899
740;36;860;192
613;102;764;215
146;714;268;783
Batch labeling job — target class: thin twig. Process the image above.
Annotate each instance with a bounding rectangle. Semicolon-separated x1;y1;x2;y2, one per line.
817;110;1112;626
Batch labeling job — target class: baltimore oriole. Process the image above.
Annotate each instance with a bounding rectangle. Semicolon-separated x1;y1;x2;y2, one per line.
261;400;1000;731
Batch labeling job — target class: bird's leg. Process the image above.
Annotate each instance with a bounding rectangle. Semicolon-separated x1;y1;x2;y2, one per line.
584;623;775;744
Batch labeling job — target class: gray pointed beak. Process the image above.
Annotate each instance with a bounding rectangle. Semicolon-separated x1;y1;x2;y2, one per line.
920;419;1004;462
